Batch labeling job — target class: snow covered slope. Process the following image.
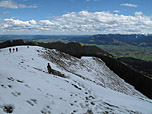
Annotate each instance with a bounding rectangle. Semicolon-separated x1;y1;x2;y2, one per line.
0;46;152;114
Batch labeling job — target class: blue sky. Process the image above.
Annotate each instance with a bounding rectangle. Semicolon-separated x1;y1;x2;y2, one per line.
0;0;152;35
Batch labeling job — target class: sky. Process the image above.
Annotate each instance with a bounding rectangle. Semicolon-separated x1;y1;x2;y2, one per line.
0;0;152;35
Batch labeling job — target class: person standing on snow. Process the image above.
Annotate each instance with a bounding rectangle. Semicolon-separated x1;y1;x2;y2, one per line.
9;48;11;53
47;63;52;74
13;48;15;52
16;48;18;52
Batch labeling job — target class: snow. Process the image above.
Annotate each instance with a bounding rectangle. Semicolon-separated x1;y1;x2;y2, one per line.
0;46;152;114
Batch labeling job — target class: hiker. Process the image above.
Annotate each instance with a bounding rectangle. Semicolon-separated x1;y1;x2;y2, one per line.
47;63;52;74
9;48;11;53
13;48;15;52
16;48;18;52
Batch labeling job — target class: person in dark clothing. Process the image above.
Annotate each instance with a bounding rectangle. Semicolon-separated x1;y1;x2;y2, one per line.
13;48;15;52
16;48;18;52
47;63;52;74
9;48;11;53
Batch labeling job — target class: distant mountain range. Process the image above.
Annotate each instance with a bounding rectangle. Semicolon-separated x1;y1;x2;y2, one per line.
1;34;152;47
69;34;152;47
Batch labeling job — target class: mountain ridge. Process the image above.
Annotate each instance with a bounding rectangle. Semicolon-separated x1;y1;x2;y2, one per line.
69;34;152;47
0;46;152;113
1;34;152;47
0;40;152;99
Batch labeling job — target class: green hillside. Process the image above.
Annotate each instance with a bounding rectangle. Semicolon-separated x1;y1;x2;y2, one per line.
97;45;152;61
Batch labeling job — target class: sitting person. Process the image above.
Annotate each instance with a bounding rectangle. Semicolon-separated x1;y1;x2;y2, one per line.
47;63;52;74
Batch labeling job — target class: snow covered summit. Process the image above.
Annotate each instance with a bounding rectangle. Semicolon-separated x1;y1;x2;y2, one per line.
0;46;152;114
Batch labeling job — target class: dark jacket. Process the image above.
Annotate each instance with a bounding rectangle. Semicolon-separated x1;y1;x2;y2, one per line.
47;63;52;73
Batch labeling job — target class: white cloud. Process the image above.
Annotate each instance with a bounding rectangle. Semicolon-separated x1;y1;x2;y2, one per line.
113;10;120;13
1;19;38;32
120;3;137;8
2;11;10;15
0;11;10;16
0;0;37;9
135;11;143;16
0;11;152;35
18;4;37;8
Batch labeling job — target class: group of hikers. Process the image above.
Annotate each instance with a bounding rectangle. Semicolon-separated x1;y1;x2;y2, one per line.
7;46;63;77
9;48;18;53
